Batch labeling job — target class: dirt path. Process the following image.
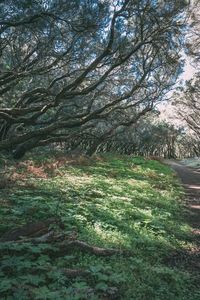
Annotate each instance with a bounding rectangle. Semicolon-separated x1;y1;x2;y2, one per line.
166;160;200;240
164;160;200;273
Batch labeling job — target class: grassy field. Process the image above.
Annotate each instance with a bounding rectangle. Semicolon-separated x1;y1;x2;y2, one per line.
0;153;199;300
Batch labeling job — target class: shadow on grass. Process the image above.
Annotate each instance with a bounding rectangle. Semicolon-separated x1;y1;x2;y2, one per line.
0;153;198;300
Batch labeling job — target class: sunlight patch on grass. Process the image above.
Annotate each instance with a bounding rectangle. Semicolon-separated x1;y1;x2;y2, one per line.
62;172;93;186
0;153;199;299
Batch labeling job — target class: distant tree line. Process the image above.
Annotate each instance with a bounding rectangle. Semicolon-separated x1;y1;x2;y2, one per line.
61;116;200;158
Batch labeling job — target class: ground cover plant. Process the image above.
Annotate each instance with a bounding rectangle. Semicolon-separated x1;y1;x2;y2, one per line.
0;153;199;300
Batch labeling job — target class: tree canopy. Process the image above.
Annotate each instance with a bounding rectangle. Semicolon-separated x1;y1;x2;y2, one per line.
0;0;189;158
172;0;200;140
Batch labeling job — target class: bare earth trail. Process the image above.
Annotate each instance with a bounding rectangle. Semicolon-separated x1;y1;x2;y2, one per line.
165;160;200;239
165;160;200;272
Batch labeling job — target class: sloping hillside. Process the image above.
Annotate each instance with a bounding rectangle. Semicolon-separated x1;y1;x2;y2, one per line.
0;153;199;299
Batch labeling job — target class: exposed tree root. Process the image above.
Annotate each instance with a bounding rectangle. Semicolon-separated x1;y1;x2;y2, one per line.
64;286;119;300
60;268;91;278
0;223;123;299
59;239;130;256
0;218;57;242
0;223;130;256
1;236;130;257
12;230;56;243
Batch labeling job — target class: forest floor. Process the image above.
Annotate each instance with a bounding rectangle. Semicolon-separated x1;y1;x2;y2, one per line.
0;153;199;299
164;160;200;273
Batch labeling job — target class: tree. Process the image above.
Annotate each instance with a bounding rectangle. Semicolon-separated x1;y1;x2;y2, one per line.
172;0;200;140
65;113;200;158
173;76;200;137
186;0;200;63
0;0;188;158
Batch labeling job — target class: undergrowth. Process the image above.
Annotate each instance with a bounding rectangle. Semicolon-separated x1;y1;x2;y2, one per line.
0;152;199;299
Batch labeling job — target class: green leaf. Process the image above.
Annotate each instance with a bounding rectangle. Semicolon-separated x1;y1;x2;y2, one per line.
0;279;12;292
95;282;108;291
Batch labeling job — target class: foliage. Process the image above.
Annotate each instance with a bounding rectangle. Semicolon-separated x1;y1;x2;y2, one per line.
63;116;200;158
0;153;199;299
171;0;200;140
172;76;200;140
0;0;188;157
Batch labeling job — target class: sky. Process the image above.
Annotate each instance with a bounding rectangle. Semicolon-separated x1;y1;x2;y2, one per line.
182;57;196;81
157;0;199;127
157;57;196;128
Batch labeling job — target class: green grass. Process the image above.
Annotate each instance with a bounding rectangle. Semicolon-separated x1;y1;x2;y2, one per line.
0;153;199;299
